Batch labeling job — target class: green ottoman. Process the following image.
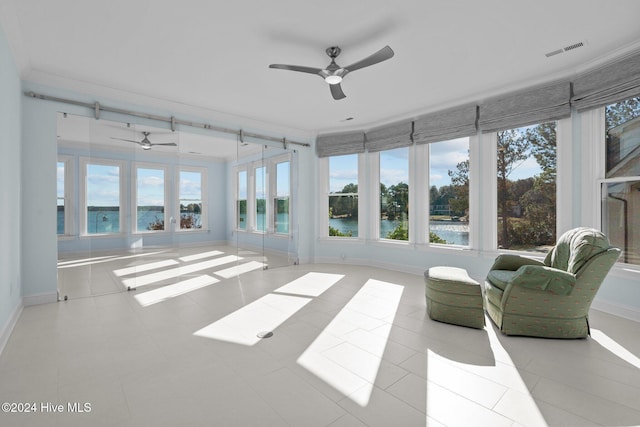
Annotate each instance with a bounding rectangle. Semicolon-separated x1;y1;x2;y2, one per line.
425;266;485;329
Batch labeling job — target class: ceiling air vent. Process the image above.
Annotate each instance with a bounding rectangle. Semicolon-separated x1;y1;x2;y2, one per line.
563;41;584;52
545;41;586;58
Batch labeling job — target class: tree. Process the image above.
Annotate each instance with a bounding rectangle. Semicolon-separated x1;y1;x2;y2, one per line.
605;97;640;130
448;158;469;218
386;182;408;220
497;129;531;247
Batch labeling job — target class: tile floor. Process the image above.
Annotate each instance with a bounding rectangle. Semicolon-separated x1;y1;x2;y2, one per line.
1;245;640;426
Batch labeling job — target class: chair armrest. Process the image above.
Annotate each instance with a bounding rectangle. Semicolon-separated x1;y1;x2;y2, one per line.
510;265;576;295
490;254;545;271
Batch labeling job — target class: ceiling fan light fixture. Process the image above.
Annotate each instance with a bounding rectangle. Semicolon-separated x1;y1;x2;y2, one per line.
324;75;342;85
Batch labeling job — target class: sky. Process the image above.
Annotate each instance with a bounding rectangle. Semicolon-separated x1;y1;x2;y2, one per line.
65;164;204;208
329;136;543;193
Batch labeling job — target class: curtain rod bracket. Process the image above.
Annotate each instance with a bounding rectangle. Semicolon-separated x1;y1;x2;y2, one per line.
171;116;176;132
94;102;100;120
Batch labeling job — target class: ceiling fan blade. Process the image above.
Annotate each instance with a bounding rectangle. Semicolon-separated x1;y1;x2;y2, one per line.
330;83;346;100
110;137;141;144
269;64;323;76
150;142;178;147
344;45;394;72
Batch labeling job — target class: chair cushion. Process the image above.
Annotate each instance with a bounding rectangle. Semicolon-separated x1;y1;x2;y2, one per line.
486;270;517;291
544;227;611;274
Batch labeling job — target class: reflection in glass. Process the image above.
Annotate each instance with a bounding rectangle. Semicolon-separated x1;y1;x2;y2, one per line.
602;181;639;265
603;97;640;265
255;166;266;232
136;168;165;232
275;161;290;234
57;161;65;235
179;170;202;230
87;163;120;234
237;170;247;230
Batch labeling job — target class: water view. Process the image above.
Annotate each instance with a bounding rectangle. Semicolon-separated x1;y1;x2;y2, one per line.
329;218;469;245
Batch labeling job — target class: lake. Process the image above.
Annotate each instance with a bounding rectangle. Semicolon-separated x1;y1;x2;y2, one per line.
330;218;469;245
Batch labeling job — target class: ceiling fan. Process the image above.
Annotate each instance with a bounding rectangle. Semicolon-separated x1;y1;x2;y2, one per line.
110;131;177;150
269;45;394;100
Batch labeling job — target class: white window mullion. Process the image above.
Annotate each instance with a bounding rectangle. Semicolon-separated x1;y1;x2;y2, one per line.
413;143;428;245
481;132;498;252
468;134;480;250
580;108;605;229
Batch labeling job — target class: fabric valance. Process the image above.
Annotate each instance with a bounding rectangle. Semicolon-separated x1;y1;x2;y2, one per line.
479;81;571;133
315;131;365;158
413;104;478;144
365;121;413;152
571;50;640;112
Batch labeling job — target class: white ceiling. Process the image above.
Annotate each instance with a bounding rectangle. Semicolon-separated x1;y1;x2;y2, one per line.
3;0;640;139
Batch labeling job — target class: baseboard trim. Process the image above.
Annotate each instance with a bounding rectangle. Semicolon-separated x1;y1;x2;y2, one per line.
0;302;23;356
23;292;58;306
591;299;640;323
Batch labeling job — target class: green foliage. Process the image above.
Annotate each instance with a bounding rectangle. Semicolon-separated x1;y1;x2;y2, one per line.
447;158;469;217
429;232;447;244
329;225;353;237
385;220;408;240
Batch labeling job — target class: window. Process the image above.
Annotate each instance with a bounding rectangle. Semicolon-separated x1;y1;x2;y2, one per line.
380;147;409;241
328;154;358;237
135;166;166;232
602;96;640;265
274;161;290;234
84;160;122;235
255;165;266;232
178;169;204;230
429;137;470;246
496;122;557;251
57;160;66;235
237;169;247;230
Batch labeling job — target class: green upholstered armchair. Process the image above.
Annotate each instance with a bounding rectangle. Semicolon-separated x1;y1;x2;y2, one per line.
484;227;621;338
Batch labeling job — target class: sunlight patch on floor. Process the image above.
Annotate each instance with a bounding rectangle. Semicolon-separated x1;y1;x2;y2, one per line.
426;321;547;426
113;259;179;277
192;272;345;345
121;255;240;288
297;279;403;406
57;250;169;269
134;275;219;307
274;272;345;296
591;329;640;370
214;261;265;279
193;293;312;345
179;250;225;263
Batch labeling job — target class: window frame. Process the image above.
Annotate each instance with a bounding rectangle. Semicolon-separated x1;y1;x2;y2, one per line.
270;154;291;236
133;162;169;234
325;153;362;240
377;145;412;243
175;166;207;232
57;155;74;238
79;157;126;237
235;165;249;231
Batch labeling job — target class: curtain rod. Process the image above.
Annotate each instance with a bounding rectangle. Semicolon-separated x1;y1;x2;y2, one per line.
23;91;311;148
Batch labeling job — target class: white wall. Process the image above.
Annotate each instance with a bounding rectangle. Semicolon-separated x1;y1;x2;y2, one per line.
0;22;22;350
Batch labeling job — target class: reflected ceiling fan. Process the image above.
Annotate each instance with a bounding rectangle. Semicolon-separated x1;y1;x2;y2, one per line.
110;131;177;150
269;45;394;100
